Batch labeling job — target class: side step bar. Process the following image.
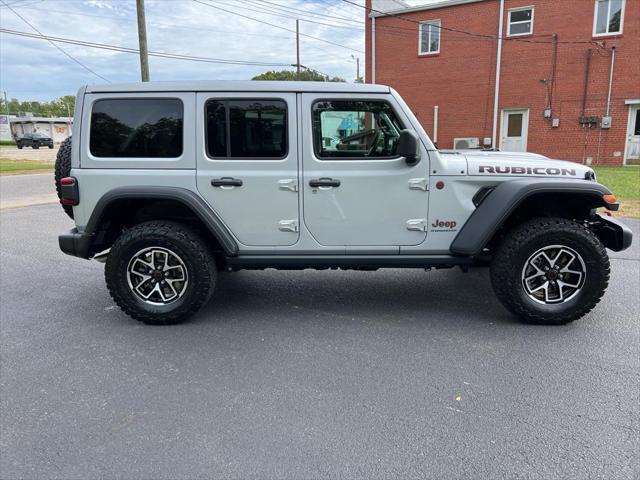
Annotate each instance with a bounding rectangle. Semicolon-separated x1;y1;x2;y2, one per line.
225;255;472;271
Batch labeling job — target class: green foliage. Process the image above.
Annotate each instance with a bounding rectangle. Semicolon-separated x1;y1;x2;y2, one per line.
593;167;640;200
0;95;75;117
0;159;54;174
252;69;346;82
0;140;17;146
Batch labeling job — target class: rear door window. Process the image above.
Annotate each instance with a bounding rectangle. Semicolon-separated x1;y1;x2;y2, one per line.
205;99;287;159
90;98;183;158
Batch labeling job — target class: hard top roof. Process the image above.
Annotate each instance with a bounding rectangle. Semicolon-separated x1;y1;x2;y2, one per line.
85;80;391;94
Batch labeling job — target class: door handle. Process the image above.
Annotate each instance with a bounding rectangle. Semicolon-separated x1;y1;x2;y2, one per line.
211;177;243;187
309;177;341;188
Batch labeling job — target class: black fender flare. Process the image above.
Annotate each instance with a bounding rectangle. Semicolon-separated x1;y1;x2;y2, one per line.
85;186;239;257
450;179;617;256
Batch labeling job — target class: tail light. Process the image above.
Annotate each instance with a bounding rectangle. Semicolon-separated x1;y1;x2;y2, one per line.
60;177;79;206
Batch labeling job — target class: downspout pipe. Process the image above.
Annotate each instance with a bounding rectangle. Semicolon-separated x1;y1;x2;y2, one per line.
605;46;616;117
491;0;505;150
371;15;376;83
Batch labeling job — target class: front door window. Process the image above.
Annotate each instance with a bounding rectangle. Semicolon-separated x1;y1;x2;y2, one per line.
312;100;403;159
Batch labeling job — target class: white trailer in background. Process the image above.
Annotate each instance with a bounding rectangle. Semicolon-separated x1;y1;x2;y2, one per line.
9;116;72;143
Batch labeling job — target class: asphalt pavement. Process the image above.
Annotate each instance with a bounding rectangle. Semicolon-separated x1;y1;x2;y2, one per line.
0;173;58;209
1;203;638;479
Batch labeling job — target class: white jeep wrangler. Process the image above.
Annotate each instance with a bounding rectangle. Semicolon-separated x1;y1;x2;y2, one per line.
56;81;632;325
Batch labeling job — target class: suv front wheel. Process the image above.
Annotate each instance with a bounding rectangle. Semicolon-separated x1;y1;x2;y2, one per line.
490;217;609;325
105;221;217;325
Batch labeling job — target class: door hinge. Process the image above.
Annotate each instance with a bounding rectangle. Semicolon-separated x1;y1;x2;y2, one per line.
406;219;427;232
278;179;298;192
278;219;299;233
408;178;429;191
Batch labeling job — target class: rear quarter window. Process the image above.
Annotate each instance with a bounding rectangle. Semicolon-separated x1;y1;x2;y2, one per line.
90;98;183;158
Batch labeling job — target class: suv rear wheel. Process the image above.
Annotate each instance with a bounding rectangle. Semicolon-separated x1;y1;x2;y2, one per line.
105;221;217;325
490;217;609;325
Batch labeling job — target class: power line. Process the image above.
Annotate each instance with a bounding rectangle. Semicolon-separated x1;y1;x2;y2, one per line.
221;0;532;43
220;0;422;37
0;0;42;8
9;5;295;39
253;0;365;25
192;0;364;53
1;0;111;82
235;0;366;29
219;0;364;32
341;0;608;46
0;28;298;67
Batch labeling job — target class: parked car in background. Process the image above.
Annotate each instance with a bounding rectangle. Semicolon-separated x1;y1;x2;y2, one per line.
16;132;54;149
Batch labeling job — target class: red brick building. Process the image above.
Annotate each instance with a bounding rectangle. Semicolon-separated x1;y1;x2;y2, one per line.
365;0;640;165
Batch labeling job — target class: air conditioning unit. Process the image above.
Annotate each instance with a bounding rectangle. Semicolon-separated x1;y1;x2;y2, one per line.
453;137;480;150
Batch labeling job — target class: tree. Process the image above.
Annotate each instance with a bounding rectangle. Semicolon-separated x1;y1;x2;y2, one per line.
0;95;75;117
252;69;345;82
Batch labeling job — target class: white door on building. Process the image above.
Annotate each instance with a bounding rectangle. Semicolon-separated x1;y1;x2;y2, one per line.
625;105;640;165
500;109;529;152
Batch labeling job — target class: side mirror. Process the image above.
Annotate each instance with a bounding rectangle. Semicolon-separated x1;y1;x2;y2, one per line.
397;129;421;166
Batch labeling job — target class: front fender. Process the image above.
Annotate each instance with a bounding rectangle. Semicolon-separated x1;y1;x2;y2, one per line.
450;179;618;256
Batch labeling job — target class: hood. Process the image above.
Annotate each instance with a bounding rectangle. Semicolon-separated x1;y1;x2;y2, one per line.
459;150;595;180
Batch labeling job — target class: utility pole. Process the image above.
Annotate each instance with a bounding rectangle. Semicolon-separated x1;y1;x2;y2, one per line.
136;0;150;82
296;19;300;80
3;91;8;115
356;57;360;82
351;55;360;82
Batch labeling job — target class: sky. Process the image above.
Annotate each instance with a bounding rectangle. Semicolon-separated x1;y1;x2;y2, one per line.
0;0;377;102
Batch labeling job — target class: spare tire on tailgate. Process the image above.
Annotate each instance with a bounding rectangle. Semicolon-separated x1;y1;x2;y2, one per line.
54;136;74;219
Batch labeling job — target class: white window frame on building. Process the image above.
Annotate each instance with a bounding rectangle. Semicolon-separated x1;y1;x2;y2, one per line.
593;0;625;37
507;6;534;37
418;20;441;56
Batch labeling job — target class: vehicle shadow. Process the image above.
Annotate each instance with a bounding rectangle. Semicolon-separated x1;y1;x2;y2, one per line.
193;266;516;326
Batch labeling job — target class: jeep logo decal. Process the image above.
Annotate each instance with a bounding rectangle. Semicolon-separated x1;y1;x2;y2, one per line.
479;166;577;176
431;219;457;232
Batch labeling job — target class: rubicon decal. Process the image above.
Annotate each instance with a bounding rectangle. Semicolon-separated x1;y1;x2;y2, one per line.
479;166;577;176
431;219;458;232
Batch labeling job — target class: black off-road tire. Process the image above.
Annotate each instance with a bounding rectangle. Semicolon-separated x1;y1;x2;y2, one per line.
490;217;609;325
54;136;73;219
33;144;39;149
105;221;217;325
17;143;23;149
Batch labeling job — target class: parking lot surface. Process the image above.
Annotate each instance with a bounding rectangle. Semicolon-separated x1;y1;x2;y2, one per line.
1;204;638;479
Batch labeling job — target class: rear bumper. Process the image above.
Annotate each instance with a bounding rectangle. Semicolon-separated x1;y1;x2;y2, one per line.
59;228;93;259
595;214;633;251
